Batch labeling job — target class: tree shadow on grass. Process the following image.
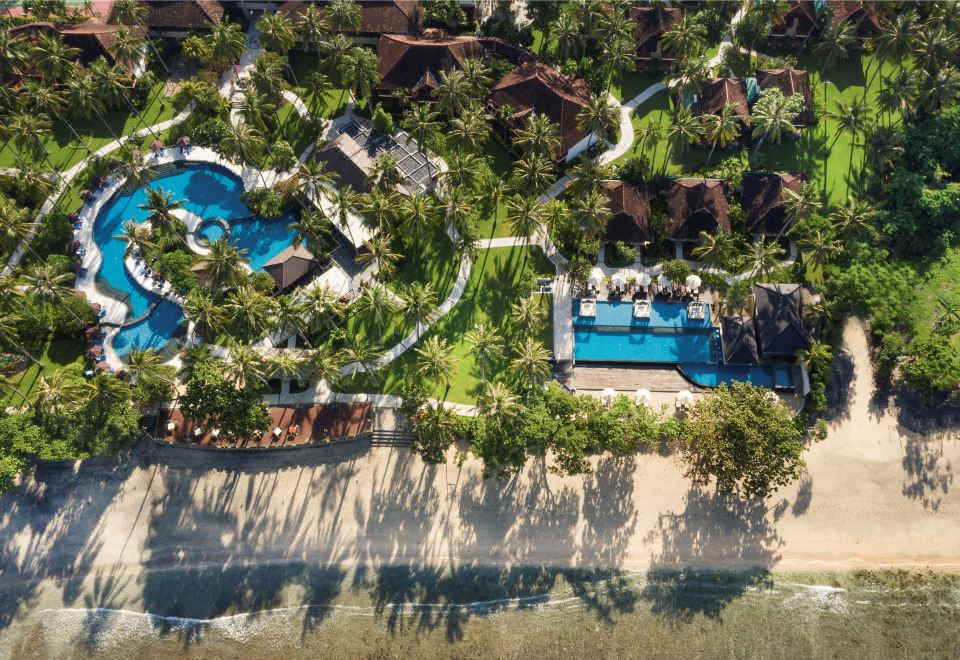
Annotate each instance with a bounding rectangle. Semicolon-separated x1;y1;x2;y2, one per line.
642;487;783;622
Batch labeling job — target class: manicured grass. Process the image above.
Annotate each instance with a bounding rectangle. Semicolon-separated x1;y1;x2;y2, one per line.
609;70;663;104
287;51;352;119
473;138;518;240
613;53;897;209
266;102;316;167
0;81;177;172
344;245;554;404
1;337;86;407
906;248;960;348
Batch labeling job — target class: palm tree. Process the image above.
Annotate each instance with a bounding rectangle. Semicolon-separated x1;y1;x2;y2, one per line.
512;112;560;157
125;347;170;388
64;71;122;142
267;352;305;384
32;33;81;82
448;105;492;154
692;231;738;272
464;322;503;383
571;189;610;239
872;11;918;71
344;339;384;384
248;52;288;98
301;285;342;335
360;189;396;233
510;152;554;195
831;196;876;240
225;284;278;340
305;70;331;116
402;281;438;339
209;20;246;68
0;197;33;254
287;209;331;255
812;21;855;77
356;234;400;278
577;92;620;151
442;152;485;192
327;0;362;33
750;88;802;154
19;81;86;152
183;289;222;340
415;335;457;397
511;296;547;338
914;23;958;74
220;122;267;187
401;103;441;157
747;237;785;279
115;219;155;259
399;192;436;244
919;65;960;115
829;96;869;147
272;294;309;346
0;312;41;367
308;344;346;391
634;121;662;157
205;238;250;289
509;336;551;392
81;374;131;417
700;103;740;165
138;186;186;244
798;340;832;376
796;228;840;275
87;58;159;139
662;12;707;59
341;46;380;109
460;57;493;98
9;112;51;162
328;184;359;245
485;174;509;228
439;185;476;237
296;159;338;201
668;55;709;104
353;284;398;343
878;69;918;122
258;11;296;54
601;35;635;93
367;151;403;191
108;25;146;73
477;381;521;420
505;195;544;238
238;88;277;135
568;158;610;196
434;68;472;117
554;13;582;63
296;4;328;53
665;105;701;166
224;344;267;390
780;182;821;240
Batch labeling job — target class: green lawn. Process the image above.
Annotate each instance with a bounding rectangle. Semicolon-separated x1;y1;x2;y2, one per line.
0;81;177;172
905;248;960;348
288;51;352;119
1;337;86;407
344;245;554;404
614;53;897;209
265;102;316;167
609;70;663;104
473;138;518;240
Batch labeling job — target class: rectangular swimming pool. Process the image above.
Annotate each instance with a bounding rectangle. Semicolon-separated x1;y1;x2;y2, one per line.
574;327;716;363
574;299;711;329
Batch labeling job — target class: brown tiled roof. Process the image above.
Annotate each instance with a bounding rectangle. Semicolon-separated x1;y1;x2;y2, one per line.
376;32;484;94
665;178;730;241
697;78;749;119
489;61;592;156
602;181;652;243
828;0;881;37
756;68;814;126
263;244;321;290
312;133;374;195
771;0;818;38
59;22;142;66
279;0;423;35
142;0;225;30
742;172;803;237
631;5;681;56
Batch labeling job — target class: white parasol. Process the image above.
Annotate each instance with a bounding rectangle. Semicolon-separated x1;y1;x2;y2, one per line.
657;274;672;288
635;388;652;407
636;272;651;287
685;274;702;289
600;387;617;407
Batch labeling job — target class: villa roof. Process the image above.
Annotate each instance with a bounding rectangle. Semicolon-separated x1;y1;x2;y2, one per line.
376;32;485;94
753;283;811;357
59;22;139;67
631;5;682;55
141;0;225;30
278;1;423;35
602;181;652;243
262;244;322;290
828;0;881;38
697;78;749;120
756;68;814;126
721;315;760;365
742;172;803;237
489;61;592;156
312;133;374;195
665;178;730;241
771;1;818;38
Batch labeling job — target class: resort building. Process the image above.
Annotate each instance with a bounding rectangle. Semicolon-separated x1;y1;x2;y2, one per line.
753;283;811;360
375;32;486;106
276;0;424;44
754;69;815;128
664;178;730;244
262;244;324;292
489;60;593;163
827;0;882;40
720;315;760;365
311;133;377;250
138;0;228;38
601;181;652;247
694;78;750;132
768;0;818;47
630;5;682;70
8;20;141;75
741;172;804;239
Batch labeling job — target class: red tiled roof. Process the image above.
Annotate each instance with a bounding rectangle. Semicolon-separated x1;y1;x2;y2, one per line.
756;68;814;126
59;22;142;66
741;172;803;237
279;0;423;35
142;0;224;30
828;0;881;37
666;178;730;241
631;5;681;56
376;32;484;93
697;78;749;119
771;0;818;38
490;61;593;156
602;181;652;243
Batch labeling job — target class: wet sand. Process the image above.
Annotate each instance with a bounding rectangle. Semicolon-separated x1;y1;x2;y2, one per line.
1;318;959;655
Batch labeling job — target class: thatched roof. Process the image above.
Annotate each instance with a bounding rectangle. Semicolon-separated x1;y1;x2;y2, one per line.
721;315;760;365
278;0;423;35
631;5;681;55
697;78;749;120
376;32;484;94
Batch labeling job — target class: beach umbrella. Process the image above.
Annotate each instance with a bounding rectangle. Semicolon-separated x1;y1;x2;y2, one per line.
657;274;672;288
68;211;80;222
635;388;652;407
85;345;103;359
588;268;604;288
78;189;93;201
676;389;694;409
685;274;702;289
600;387;616;407
611;274;627;289
177;135;191;147
149;139;164;153
636;272;651;287
84;326;101;339
89;302;102;313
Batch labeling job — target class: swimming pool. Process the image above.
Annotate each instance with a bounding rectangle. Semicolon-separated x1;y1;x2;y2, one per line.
92;162;298;355
198;220;226;244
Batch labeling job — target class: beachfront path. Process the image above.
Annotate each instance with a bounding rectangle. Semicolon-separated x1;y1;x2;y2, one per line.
2;318;959;627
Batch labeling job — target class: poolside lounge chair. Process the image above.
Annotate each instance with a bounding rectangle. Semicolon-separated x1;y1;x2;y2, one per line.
687;301;706;320
579;298;597;318
633;299;651;319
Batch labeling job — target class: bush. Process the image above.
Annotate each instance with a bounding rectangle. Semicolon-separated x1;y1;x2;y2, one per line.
606;241;637;267
30;212;72;261
240;187;289;218
186;117;230;147
271;140;296;172
661;259;692;285
371;104;394;134
901;335;960;397
423;0;467;31
615;154;651;183
152;249;198;296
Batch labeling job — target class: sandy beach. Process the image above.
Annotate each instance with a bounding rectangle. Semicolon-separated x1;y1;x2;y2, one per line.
1;318;959;653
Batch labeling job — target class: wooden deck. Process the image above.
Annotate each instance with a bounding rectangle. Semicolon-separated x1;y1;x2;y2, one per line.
574;365;699;393
156;403;373;448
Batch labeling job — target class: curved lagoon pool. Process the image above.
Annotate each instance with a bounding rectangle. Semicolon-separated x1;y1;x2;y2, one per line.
95;163;298;355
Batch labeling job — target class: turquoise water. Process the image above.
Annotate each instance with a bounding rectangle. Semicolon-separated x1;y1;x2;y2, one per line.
93;163;297;355
680;364;796;389
573;300;711;329
112;299;185;356
198;221;225;243
574;328;716;363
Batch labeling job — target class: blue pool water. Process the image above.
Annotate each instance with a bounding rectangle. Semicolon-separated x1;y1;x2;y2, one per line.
198;221;225;243
680;364;796;389
93;163;297;355
574;328;716;363
112;299;185;355
574;300;711;329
